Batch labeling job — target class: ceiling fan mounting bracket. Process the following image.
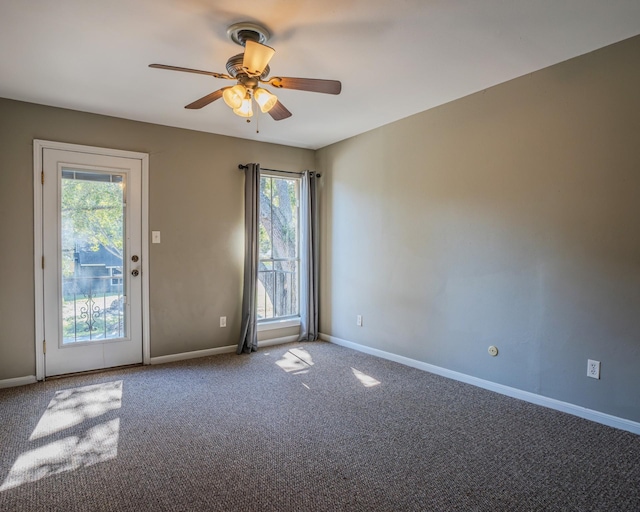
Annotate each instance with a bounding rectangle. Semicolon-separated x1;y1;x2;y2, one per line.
227;22;271;46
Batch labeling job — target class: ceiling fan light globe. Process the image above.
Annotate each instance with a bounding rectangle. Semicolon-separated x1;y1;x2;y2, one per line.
243;40;275;76
223;84;247;109
233;96;253;118
254;88;278;113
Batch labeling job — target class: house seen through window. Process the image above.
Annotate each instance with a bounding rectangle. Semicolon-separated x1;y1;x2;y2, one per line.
258;173;300;321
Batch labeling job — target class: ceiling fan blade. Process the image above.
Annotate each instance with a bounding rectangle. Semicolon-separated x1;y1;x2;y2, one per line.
268;100;292;121
242;40;276;76
149;64;233;80
266;77;341;95
185;88;227;109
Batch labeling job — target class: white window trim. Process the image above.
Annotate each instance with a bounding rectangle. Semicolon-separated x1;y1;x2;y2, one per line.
258;172;301;323
257;317;301;332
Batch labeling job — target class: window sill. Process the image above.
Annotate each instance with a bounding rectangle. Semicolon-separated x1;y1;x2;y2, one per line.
257;318;301;332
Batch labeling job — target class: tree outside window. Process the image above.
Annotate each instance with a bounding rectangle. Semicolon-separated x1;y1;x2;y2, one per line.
258;175;299;320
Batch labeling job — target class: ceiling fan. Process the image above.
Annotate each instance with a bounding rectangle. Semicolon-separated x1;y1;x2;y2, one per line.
149;22;341;121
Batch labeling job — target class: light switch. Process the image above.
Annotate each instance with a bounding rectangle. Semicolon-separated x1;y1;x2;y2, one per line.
152;231;161;244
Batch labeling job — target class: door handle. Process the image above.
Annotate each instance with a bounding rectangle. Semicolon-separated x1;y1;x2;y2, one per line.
131;269;139;277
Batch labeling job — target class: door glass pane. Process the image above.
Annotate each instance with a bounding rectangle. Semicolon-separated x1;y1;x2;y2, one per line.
60;169;126;344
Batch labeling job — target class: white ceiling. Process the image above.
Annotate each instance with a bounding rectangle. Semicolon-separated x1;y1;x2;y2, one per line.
1;1;639;150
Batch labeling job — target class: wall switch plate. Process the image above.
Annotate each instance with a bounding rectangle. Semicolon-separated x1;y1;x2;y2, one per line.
152;231;161;244
356;315;363;327
220;316;226;328
587;359;600;379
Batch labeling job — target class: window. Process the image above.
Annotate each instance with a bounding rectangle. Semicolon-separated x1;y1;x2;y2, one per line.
110;267;123;287
258;174;299;321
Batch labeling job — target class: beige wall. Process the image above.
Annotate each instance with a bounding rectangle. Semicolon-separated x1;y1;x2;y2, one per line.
316;35;640;422
0;99;313;379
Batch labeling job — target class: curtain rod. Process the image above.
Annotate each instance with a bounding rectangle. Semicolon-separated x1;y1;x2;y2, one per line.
237;164;321;178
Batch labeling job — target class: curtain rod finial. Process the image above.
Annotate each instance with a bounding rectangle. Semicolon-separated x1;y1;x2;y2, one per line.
238;164;248;170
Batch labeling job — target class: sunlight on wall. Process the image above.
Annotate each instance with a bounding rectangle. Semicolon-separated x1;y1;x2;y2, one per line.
351;368;381;388
0;381;123;492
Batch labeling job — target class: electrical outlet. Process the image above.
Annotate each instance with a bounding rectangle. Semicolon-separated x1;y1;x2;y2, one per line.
220;316;226;328
356;315;362;327
587;359;600;379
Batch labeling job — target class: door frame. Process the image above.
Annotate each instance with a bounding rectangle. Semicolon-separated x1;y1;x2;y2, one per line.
33;139;150;380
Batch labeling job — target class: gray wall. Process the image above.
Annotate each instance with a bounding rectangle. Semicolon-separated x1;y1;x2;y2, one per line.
0;99;314;379
2;35;639;424
316;35;640;422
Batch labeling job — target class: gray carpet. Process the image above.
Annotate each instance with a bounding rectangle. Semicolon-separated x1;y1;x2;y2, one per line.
1;341;638;511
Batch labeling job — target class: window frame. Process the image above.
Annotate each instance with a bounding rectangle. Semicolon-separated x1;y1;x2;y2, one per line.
257;171;301;325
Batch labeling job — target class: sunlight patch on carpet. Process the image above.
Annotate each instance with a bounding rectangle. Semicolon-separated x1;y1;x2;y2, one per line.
1;418;120;491
351;367;381;387
276;348;314;373
30;381;122;440
0;381;122;492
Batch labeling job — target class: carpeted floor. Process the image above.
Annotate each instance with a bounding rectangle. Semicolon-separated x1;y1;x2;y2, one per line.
1;341;638;511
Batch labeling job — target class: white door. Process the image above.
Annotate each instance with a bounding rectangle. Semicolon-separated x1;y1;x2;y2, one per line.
42;148;143;376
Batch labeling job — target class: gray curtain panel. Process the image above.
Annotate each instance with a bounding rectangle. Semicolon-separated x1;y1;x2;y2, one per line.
298;171;320;341
237;163;260;354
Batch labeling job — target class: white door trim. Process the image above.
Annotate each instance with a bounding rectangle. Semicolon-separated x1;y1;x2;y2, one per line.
33;140;150;380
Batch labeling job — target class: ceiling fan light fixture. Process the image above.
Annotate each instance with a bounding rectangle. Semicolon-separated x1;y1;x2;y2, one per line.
233;93;253;118
243;40;275;76
254;87;278;113
150;21;342;123
222;84;247;109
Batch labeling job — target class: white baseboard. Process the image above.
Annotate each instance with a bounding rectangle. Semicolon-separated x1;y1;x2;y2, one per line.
150;345;236;365
320;333;640;436
149;335;299;365
0;375;38;389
